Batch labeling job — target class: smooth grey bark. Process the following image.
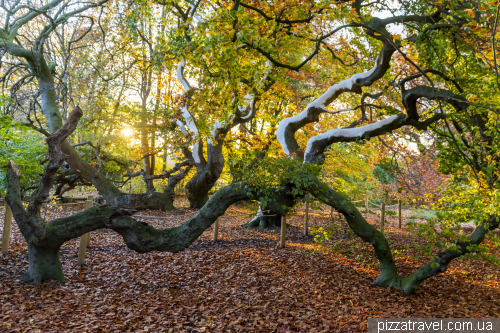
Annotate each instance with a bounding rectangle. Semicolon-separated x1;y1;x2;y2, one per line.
264;3;481;292
5;0;492;295
37;62;190;211
21;246;65;284
18;36;126;202
305;113;408;165
176;58;275;208
0;0;130;202
139;55;154;192
278;40;397;160
10;133;496;290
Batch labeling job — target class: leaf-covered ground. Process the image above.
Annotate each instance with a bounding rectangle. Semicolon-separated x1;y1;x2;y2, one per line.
1;198;500;332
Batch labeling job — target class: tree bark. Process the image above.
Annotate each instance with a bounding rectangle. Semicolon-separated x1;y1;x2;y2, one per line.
399;216;499;294
113;192;174;211
308;175;401;288
21;245;65;284
185;142;224;208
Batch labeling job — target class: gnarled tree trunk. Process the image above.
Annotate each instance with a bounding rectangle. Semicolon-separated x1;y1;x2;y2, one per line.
185;142;224;208
21;245;65;284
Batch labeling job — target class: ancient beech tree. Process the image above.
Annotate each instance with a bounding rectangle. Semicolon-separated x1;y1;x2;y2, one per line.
3;0;500;296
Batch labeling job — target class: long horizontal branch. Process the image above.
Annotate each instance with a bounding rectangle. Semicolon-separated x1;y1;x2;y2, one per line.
277;41;396;159
305;113;407;164
245;40;321;71
402;85;468;121
239;2;322;24
105;183;252;253
304;81;471;166
399;69;463;93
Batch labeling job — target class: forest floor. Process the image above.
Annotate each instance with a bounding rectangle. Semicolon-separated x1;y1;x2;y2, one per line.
1;197;500;332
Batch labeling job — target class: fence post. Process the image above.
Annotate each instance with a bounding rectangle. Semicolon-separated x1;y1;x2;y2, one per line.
365;196;368;219
398;200;402;229
280;216;286;248
380;202;385;233
213;218;219;241
1;203;13;256
85;195;93;247
304;199;309;236
77;198;93;266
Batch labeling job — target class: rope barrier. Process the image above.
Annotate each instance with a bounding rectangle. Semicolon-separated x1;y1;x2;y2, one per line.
367;200;398;209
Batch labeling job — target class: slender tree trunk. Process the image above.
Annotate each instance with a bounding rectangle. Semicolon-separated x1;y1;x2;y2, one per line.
163;148;168;172
141;130;152;192
150;93;158;187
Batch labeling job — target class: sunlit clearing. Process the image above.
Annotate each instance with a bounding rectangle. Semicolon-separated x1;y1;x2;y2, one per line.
122;128;133;137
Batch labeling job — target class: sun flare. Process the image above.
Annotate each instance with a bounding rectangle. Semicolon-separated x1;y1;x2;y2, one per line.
122;128;133;137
